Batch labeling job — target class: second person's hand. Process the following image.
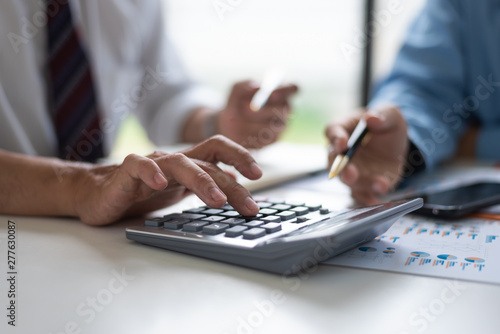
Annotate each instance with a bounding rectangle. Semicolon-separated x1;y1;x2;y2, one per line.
218;80;299;149
325;106;409;205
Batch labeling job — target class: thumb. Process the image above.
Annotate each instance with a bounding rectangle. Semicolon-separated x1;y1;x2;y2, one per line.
228;81;260;104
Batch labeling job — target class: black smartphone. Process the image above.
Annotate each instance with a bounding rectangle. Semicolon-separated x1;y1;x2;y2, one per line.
413;182;500;218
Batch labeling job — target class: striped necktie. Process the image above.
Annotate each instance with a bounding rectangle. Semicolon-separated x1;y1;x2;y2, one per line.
47;0;104;162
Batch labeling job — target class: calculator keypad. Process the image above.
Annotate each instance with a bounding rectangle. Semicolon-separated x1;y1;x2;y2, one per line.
144;198;324;241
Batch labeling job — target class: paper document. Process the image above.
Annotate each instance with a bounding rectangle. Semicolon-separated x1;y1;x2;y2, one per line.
324;215;500;285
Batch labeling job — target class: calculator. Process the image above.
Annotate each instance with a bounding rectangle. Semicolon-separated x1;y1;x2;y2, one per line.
126;197;422;275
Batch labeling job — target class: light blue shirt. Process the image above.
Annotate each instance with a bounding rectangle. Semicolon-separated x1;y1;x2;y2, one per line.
370;0;500;170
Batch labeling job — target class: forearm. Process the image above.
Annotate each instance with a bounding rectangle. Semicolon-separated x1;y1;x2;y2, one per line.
0;149;88;217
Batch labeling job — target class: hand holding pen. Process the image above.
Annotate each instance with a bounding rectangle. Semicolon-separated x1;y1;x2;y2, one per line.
325;106;409;205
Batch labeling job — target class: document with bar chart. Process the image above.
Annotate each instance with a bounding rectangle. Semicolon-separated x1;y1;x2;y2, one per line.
323;215;500;285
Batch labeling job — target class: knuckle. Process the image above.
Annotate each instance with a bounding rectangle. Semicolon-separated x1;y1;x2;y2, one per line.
194;170;213;186
210;134;227;143
228;181;247;195
123;153;141;165
165;152;186;164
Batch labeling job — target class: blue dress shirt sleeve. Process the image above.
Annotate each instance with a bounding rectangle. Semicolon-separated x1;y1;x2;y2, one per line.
369;0;468;170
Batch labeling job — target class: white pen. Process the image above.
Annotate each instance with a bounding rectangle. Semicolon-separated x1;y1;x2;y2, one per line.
250;68;286;112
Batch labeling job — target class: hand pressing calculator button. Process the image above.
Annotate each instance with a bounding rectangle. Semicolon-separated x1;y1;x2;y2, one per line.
126;197;422;275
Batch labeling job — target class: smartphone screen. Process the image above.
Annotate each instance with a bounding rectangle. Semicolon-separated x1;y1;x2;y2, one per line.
415;182;500;218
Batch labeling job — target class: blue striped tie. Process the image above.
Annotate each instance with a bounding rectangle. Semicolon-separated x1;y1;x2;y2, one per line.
47;0;104;162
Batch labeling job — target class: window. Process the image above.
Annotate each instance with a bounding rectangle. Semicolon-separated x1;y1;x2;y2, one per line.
112;0;425;157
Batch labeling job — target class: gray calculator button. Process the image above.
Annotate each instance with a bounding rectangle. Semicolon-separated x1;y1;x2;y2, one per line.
267;198;285;204
257;202;273;208
220;204;234;210
259;208;278;215
183;221;209;232
202;208;224;215
295;217;309;224
203;223;229;235
180;213;207;221
164;218;191;230
221;218;246;226
291;206;309;216
243;228;266;240
220;211;240;218
261;223;282;233
163;213;182;220
320;208;330;215
262;215;281;223
242;214;263;221
225;226;248;237
277;211;296;221
270;204;292;211
285;200;305;206
145;217;167;227
305;203;322;211
244;220;264;228
202;216;225;222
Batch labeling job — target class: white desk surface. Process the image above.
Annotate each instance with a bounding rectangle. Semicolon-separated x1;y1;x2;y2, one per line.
1;173;500;334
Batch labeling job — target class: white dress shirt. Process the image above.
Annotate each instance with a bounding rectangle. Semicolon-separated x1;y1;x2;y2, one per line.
0;0;221;157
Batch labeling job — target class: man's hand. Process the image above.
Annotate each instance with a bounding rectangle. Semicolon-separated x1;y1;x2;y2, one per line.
72;135;262;225
325;106;409;205
218;81;298;149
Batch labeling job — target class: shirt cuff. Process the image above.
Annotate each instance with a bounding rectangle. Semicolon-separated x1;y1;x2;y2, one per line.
150;86;223;145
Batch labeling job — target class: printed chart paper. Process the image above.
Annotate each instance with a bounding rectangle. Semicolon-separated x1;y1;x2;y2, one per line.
323;215;500;285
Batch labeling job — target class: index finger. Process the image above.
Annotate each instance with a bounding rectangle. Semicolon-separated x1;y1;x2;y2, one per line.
266;84;299;104
182;135;263;181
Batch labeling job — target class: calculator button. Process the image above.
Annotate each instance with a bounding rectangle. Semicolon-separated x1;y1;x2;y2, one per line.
242;214;263;221
225;226;248;238
202;216;225;222
180;213;207;221
270;204;292;211
163;213;182;220
257;202;273;208
259;208;279;215
267;198;285;204
145;217;168;227
277;211;296;221
244;220;265;228
305;203;322;211
261;223;282;234
320;208;330;215
220;204;234;210
220;211;240;218
221;218;246;226
262;216;281;223
285;200;305;206
291;206;309;216
183;221;209;232
203;223;229;235
243;228;266;240
295;217;309;224
202;209;224;215
164;218;191;230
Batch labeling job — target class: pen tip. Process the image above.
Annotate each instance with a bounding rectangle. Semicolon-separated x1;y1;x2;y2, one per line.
328;155;349;180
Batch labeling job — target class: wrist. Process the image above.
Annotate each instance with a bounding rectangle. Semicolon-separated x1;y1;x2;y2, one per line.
402;140;426;179
182;107;219;142
63;162;94;219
